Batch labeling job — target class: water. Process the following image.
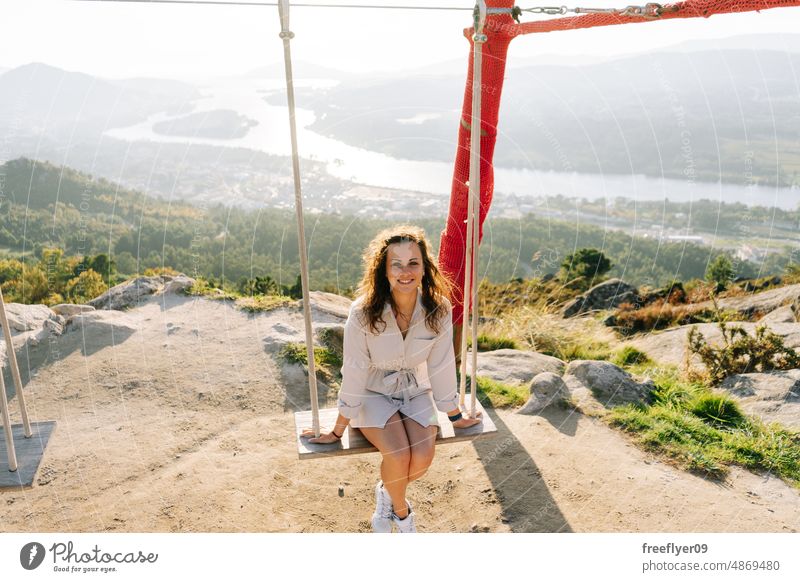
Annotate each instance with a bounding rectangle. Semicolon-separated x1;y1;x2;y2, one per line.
105;78;800;211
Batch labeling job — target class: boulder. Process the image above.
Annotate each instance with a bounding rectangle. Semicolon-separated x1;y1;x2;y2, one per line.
475;349;565;386
518;372;570;415
89;277;164;310
561;278;640;318
693;283;800;320
2;303;56;333
759;305;796;324
162;274;195;295
309;291;351;320
0;303;65;368
623;322;800;369
565;360;654;411
263;322;303;352
88;275;196;310
51;304;96;318
720;370;800;429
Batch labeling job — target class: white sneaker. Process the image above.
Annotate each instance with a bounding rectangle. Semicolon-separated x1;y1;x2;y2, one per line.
392;501;417;533
371;481;393;533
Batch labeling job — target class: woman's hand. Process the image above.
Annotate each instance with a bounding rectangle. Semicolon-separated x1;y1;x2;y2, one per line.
300;428;342;444
451;410;483;429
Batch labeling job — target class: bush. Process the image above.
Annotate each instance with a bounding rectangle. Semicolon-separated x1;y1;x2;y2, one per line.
687;322;800;385
65;269;108;303
560;248;612;280
705;255;735;292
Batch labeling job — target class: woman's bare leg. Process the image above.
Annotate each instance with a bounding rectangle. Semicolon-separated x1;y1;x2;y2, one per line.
359;412;412;518
402;415;438;484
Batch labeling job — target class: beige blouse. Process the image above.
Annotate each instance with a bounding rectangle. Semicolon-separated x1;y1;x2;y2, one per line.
337;288;460;419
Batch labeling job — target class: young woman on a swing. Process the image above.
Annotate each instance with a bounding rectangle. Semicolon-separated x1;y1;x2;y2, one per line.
302;225;482;533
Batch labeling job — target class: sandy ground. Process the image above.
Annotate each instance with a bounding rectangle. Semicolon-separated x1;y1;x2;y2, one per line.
2;295;799;533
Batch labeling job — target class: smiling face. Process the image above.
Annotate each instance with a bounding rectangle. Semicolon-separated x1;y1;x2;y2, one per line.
385;240;424;298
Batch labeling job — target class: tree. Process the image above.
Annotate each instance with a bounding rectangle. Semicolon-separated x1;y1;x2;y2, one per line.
706;255;735;292
65;269;108;303
560;248;612;282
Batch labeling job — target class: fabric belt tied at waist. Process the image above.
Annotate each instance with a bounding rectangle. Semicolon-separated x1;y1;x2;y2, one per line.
382;368;418;407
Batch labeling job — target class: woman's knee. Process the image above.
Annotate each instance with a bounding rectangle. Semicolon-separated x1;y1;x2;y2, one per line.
408;446;435;479
381;446;412;470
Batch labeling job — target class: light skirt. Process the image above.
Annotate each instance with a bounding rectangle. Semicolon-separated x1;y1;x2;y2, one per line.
349;390;439;429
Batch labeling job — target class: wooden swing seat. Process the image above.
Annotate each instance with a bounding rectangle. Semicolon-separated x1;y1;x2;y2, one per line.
294;398;497;459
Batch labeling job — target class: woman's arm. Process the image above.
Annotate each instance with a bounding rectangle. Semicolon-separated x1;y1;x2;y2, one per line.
301;413;351;444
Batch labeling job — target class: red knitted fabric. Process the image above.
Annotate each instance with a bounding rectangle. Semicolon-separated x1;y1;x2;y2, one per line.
440;0;800;324
439;0;515;325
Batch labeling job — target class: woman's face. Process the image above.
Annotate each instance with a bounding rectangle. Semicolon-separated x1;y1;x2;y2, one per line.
385;241;424;297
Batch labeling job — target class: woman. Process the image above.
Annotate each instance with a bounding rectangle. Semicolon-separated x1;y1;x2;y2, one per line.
302;225;482;533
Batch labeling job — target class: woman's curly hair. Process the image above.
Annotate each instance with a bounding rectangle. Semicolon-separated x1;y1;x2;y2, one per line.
356;225;453;335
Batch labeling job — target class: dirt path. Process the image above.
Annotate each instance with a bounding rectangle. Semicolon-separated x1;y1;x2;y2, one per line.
2;297;798;532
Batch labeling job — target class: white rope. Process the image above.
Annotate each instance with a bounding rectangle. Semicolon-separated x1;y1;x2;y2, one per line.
278;0;321;437
458;0;486;416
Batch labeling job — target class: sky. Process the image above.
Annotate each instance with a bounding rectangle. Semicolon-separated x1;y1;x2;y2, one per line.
2;0;800;79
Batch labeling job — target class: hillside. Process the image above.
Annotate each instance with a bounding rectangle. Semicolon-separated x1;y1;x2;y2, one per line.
285;48;800;186
2;158;798;293
1;278;798;532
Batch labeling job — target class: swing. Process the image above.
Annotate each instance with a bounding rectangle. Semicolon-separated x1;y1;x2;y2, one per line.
0;285;57;487
276;0;800;458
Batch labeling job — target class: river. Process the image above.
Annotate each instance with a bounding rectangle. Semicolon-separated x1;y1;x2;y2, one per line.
105;78;800;210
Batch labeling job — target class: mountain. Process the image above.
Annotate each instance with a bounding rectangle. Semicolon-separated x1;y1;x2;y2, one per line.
298;47;800;186
0;63;201;140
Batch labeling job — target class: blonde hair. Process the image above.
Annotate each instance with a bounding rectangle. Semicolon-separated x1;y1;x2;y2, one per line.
356;224;453;335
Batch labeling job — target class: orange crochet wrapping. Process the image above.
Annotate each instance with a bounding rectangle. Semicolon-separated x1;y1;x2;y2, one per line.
439;0;800;324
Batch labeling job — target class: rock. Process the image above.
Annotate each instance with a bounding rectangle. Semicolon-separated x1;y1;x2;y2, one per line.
66;311;139;334
263;322;302;352
760;305;796;324
0;303;65;368
565;360;654;410
308;291;351;320
162;275;196;295
623;322;800;369
518;372;570;414
475;349;565;386
1;303;56;332
561;278;640;318
51;304;96;318
89;277;164;310
694;283;800;320
720;370;800;429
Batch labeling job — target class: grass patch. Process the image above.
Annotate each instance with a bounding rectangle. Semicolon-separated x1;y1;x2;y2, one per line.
279;342;342;383
613;346;651;367
608;375;800;486
477;376;528;408
466;333;519;351
454;373;528;409
187;278;295;312
235;295;295;313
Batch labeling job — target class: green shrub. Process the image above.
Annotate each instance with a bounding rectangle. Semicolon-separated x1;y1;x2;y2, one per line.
687;322;800;384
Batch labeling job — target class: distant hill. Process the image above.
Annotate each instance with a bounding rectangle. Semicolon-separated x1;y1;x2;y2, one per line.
297;47;800;187
0;63;201;140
